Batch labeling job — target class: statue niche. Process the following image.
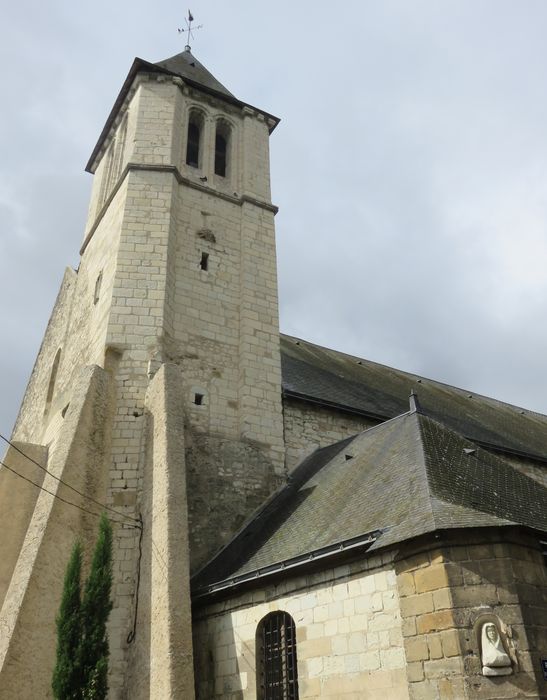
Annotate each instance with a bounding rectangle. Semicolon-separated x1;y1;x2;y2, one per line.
480;621;512;676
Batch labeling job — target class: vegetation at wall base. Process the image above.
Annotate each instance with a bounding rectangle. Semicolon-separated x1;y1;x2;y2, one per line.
52;541;83;699
81;514;113;699
52;514;113;700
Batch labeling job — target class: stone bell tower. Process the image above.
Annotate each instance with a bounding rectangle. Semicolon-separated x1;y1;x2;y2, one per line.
0;46;284;699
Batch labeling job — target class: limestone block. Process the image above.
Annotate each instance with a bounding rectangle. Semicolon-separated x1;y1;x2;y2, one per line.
414;565;449;593
404;637;429;662
400;593;434;617
416;611;455;634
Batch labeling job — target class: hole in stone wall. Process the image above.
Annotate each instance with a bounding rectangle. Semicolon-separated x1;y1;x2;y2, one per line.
93;271;103;305
44;348;62;416
200;252;209;271
194;393;204;406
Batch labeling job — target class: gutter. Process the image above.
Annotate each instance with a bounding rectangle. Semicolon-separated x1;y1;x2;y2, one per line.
192;529;382;602
282;389;388;423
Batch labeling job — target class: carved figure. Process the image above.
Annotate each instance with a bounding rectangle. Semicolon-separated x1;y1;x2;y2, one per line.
481;622;512;676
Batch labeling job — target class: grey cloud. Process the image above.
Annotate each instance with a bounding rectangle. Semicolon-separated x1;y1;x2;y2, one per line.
2;0;547;434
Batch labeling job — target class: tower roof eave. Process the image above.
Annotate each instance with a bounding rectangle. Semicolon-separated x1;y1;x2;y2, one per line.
85;55;281;174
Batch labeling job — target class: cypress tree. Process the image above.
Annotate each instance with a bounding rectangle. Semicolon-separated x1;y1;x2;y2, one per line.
80;514;113;700
52;541;83;699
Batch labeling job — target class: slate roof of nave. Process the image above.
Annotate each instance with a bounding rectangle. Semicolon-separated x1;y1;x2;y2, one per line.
280;334;547;464
193;408;547;594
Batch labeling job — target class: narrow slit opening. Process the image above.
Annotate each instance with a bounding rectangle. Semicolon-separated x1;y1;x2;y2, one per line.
200;252;209;271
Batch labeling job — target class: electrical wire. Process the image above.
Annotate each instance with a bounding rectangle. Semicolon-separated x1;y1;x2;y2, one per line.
0;436;186;646
126;513;144;644
1;454;182;646
0;457;139;530
0;433;140;527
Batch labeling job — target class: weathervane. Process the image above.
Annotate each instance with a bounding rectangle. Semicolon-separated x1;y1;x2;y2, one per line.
178;9;203;50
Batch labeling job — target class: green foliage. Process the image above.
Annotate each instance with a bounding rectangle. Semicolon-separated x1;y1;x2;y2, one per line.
52;541;83;699
52;515;113;700
80;514;113;699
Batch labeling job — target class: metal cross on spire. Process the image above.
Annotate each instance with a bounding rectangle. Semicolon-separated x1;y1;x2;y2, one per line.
178;9;203;51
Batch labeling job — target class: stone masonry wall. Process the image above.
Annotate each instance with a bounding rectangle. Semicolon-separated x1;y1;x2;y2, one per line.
396;530;547;699
283;398;378;472
503;454;547;489
193;551;409;699
124;364;195;700
170;173;285;568
0;365;114;699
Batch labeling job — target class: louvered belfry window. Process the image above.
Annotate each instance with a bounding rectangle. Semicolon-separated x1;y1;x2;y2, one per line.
257;611;299;700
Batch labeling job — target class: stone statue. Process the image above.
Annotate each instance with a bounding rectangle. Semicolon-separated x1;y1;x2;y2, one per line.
480;622;512;676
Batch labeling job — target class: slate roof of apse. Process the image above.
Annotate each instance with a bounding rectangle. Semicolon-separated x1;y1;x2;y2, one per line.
86;50;280;173
193;410;547;592
280;334;547;463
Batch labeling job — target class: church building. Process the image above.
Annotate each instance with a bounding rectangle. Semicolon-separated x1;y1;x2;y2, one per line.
0;44;546;700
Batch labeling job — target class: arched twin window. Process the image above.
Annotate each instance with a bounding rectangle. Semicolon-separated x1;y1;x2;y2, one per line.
186;111;232;178
256;611;299;699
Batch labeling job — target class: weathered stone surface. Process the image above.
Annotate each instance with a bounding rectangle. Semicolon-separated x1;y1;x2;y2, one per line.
404;637;429;662
193;560;408;699
416;611;455;634
0;366;112;699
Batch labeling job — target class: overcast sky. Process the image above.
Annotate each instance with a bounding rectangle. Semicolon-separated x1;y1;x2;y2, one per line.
2;0;547;434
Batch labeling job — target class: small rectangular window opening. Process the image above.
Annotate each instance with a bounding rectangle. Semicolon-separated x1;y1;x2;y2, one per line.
200;252;209;271
540;540;547;568
194;393;204;406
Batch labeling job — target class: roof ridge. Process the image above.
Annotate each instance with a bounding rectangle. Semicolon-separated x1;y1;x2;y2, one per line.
416;411;547;532
412;412;438;532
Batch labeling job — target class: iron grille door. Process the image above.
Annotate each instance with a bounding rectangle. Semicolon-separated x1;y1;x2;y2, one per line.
258;611;299;700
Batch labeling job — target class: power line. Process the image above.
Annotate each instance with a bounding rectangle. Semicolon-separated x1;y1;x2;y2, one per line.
127;513;144;644
0;433;140;527
0;457;139;530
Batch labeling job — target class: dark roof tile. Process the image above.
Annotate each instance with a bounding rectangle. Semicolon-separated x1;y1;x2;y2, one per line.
155;49;235;98
194;410;547;592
